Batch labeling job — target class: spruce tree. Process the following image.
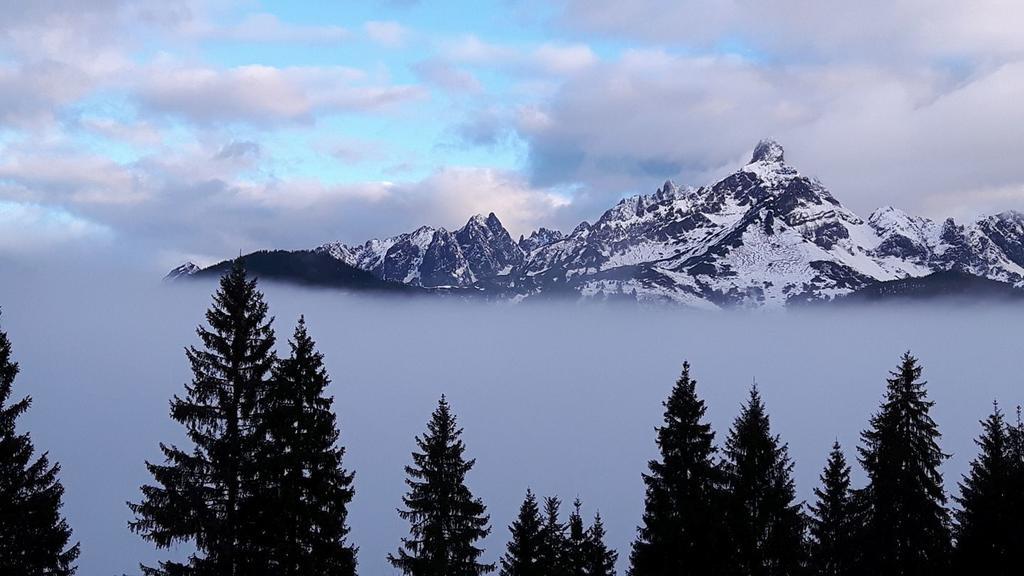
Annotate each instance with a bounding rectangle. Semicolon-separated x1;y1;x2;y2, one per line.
856;352;950;575
722;385;806;576
129;259;277;575
256;316;356;576
585;512;618;576
808;442;855;576
500;489;545;576
629;362;728;576
0;314;80;575
389;396;494;576
566;499;588;576
953;403;1014;575
537;496;568;576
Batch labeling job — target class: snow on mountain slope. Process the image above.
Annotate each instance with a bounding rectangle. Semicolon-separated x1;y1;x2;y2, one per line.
280;139;1024;306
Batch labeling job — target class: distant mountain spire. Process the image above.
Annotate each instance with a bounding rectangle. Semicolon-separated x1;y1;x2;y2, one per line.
750;139;784;164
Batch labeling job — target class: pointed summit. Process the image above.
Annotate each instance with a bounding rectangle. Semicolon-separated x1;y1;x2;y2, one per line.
750;138;784;164
164;261;201;281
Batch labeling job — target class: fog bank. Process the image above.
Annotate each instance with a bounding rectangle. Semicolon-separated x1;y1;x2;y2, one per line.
1;267;1021;576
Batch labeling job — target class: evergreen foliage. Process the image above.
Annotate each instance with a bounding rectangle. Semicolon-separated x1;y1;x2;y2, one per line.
129;259;277;575
256;316;356;576
566;499;589;576
628;362;728;576
389;396;493;576
722;385;806;576
584;512;617;576
856;352;950;575
500;490;545;576
0;314;80;575
808;442;855;576
537;496;568;576
952;403;1015;575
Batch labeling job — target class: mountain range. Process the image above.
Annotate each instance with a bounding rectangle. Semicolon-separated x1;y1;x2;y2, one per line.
169;139;1024;308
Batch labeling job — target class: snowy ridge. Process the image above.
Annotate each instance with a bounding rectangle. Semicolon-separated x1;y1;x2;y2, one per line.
216;138;1024;307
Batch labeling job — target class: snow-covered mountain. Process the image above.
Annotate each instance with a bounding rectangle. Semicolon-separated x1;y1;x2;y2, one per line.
176;140;1024;307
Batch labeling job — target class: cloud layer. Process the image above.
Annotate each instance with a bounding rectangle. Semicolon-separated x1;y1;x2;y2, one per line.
1;0;1023;270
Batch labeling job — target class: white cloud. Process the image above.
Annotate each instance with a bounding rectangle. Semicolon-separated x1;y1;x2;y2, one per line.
444;35;597;76
0;200;112;254
413;59;482;93
136;63;427;125
198;12;350;43
560;0;1024;63
364;20;409;47
515;47;1024;219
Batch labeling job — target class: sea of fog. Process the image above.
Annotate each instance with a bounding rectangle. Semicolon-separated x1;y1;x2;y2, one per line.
1;265;1023;576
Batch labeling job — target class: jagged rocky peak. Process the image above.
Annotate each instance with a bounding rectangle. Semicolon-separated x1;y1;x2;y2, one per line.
750;138;785;164
519;227;565;253
455;211;524;278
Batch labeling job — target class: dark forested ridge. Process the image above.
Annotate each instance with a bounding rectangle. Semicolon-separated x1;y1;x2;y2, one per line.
838;270;1024;303
191;250;421;294
4;260;1024;575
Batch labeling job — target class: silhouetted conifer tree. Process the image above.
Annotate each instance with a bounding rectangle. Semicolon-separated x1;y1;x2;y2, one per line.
256;316;356;576
566;499;589;576
808;442;855;576
585;511;618;576
500;489;545;576
723;385;806;576
129;259;277;575
537;496;568;576
856;352;950;575
565;499;618;576
953;403;1014;575
629;362;728;576
389;396;493;576
0;314;79;575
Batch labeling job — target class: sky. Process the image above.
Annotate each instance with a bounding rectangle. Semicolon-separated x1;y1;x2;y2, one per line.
3;0;1024;271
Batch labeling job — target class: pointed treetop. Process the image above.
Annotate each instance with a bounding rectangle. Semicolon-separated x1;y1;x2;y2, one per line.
750;138;785;164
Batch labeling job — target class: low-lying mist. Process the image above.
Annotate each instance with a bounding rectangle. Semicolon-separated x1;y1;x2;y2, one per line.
1;265;1022;576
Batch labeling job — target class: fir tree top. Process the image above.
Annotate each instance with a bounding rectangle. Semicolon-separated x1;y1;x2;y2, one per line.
856;352;950;574
655;361;716;466
808;441;855;576
953;402;1014;574
390;396;494;576
500;490;544;576
723;384;805;576
858;352;948;506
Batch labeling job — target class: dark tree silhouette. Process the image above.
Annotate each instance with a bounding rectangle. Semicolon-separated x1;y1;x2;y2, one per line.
566;499;589;576
389;396;493;576
808;442;855;576
629;362;729;576
500;489;545;576
255;316;356;576
129;259;277;575
953;403;1015;575
537;496;568;576
585;511;618;576
0;313;80;575
722;385;806;576
856;352;950;576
